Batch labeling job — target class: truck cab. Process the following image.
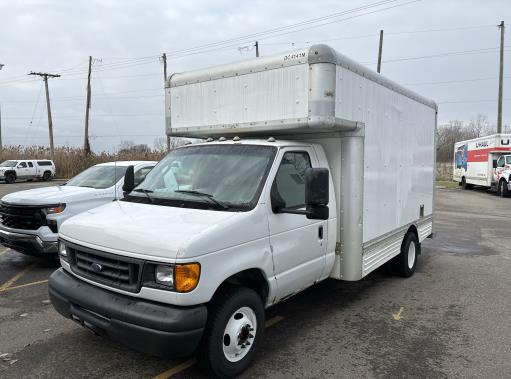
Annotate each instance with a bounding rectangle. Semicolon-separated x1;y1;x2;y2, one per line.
493;154;511;196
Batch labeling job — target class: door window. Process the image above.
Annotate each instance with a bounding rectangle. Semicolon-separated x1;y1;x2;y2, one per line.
28;162;33;168
497;156;505;167
506;156;511;165
134;166;154;186
272;151;311;209
18;162;27;168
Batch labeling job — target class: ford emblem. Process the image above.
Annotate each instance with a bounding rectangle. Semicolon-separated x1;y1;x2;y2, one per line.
91;263;103;273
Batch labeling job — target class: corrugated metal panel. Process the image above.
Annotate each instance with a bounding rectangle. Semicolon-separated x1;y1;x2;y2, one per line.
335;66;436;243
169;64;309;131
418;220;433;242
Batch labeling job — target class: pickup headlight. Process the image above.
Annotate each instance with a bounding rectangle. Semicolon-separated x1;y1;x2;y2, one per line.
44;204;66;215
58;241;68;260
148;263;201;292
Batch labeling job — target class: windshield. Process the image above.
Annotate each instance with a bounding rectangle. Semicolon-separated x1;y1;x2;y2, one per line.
0;160;18;167
127;144;276;210
67;165;128;189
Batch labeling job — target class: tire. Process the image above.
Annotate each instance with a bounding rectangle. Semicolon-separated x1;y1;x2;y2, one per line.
498;179;509;197
392;232;419;278
198;286;265;378
5;173;15;184
42;171;52;181
461;177;472;190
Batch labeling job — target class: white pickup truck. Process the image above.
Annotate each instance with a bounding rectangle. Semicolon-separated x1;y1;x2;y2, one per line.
0;159;55;183
49;45;436;377
0;161;155;256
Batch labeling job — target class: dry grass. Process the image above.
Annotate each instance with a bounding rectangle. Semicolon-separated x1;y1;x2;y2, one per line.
0;146;167;179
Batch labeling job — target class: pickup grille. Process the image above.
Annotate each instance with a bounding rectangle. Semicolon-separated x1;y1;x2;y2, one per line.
0;202;46;230
67;243;142;293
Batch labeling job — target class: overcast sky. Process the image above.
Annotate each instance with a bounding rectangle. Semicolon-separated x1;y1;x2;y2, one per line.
0;0;509;152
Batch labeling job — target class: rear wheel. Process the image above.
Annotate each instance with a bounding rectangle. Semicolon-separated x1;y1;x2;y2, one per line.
461;177;472;190
198;286;264;378
392;232;419;277
42;171;52;181
498;179;509;197
5;173;15;184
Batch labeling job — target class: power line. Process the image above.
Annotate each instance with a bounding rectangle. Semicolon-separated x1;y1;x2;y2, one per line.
404;76;511;86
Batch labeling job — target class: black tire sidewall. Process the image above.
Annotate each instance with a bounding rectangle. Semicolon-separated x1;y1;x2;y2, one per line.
393;232;419;277
201;287;265;378
499;180;508;197
5;174;15;184
43;171;51;181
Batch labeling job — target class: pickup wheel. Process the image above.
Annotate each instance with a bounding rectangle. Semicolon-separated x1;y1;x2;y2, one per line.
391;232;419;277
498;179;509;197
198;286;264;378
5;173;15;184
42;171;52;181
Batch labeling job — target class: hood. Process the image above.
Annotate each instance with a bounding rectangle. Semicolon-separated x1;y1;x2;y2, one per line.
59;201;267;260
1;185;113;205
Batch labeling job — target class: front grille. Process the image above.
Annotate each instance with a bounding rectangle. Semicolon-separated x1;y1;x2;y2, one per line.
67;243;142;292
0;202;46;230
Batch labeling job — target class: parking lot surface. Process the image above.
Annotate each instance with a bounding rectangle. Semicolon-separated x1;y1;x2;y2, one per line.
0;183;510;378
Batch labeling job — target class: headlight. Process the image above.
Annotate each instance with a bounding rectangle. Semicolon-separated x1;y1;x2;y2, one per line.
44;204;66;214
153;263;200;292
58;242;68;259
155;264;174;286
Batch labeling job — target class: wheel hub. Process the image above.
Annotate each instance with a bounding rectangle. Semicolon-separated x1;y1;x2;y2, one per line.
222;307;257;362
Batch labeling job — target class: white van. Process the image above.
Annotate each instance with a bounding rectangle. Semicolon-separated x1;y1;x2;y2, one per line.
49;45;436;377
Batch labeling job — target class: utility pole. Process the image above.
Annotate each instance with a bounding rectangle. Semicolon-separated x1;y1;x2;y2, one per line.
28;72;60;161
377;30;384;74
84;56;92;154
255;41;259;57
497;21;505;133
162;53;171;151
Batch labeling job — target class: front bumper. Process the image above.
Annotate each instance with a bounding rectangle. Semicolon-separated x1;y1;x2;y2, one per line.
49;268;207;358
0;227;58;255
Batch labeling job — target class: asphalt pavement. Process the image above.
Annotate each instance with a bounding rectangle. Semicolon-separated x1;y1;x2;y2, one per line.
0;182;510;378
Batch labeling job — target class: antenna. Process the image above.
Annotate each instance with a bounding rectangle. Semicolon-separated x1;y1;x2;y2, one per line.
114;159;118;201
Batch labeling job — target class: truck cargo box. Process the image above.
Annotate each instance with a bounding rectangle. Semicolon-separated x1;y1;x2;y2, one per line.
165;44;437;281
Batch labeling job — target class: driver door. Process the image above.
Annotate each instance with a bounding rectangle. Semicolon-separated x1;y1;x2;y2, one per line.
267;147;327;303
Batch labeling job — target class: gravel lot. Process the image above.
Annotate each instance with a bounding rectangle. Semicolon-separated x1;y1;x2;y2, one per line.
0;182;510;378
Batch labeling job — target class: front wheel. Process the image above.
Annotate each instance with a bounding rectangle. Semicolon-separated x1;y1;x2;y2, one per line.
5;173;15;184
198;286;264;378
392;232;419;277
498;179;509;197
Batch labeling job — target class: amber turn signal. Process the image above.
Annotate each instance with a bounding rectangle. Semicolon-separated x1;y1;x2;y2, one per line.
174;263;201;293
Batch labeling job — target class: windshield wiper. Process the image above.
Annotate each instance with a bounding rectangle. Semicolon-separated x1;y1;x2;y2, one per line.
133;188;154;203
174;190;229;210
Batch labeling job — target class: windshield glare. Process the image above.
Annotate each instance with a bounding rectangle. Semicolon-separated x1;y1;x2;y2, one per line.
0;160;18;167
133;144;276;209
67;165;128;189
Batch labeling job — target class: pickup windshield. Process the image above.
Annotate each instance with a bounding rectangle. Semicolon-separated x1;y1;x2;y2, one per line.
127;144;276;211
67;165;128;189
0;160;18;167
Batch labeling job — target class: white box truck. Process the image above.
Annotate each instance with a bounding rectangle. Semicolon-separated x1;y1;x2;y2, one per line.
453;133;511;196
49;45;437;378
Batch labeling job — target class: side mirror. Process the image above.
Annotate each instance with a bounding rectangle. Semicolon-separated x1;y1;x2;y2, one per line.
305;168;329;220
493;160;498;169
122;165;135;195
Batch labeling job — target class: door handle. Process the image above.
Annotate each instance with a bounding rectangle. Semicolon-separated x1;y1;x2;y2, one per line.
318;225;323;240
